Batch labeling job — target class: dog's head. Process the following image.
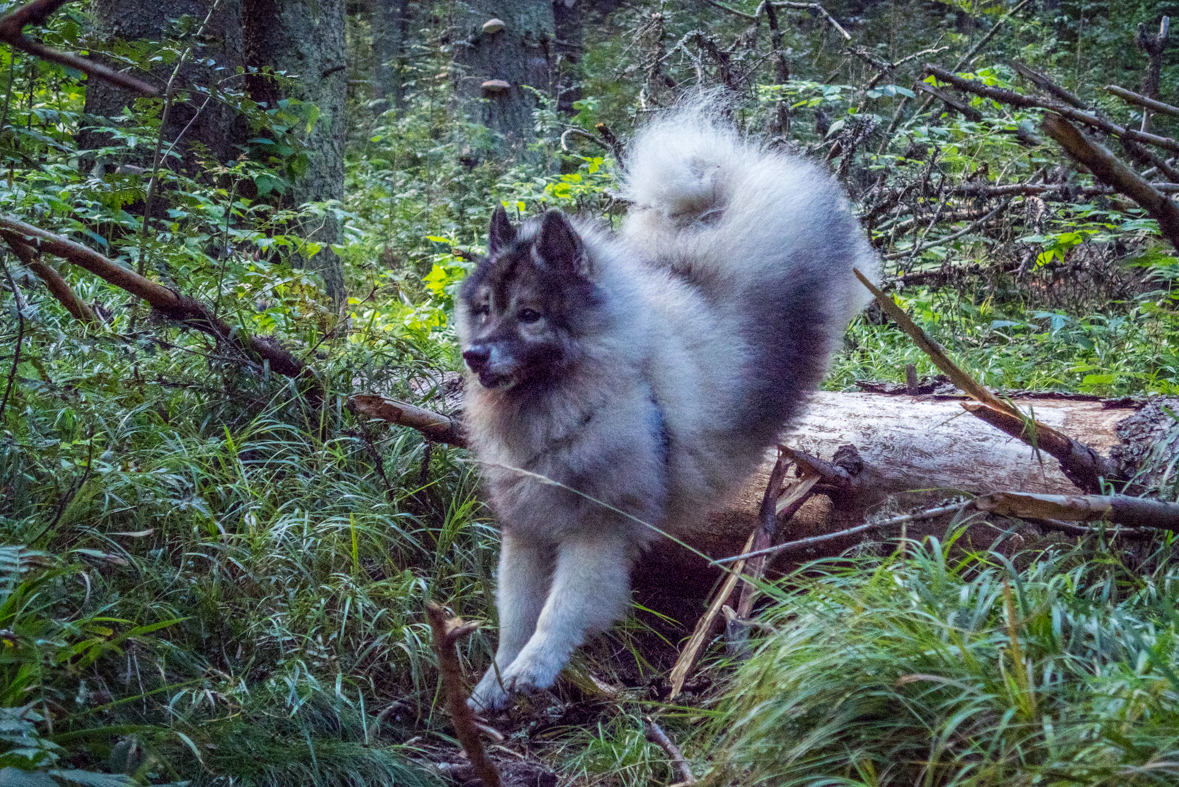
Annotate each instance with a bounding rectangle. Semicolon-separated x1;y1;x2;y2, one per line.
457;207;604;391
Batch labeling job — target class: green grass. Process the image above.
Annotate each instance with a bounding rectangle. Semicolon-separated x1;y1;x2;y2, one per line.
830;288;1179;397
704;531;1179;786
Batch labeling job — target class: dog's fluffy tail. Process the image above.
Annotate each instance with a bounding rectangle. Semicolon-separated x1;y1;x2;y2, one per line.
619;99;879;441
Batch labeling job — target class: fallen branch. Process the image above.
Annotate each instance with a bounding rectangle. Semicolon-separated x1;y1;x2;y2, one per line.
349;394;466;447
715;502;973;564
1008;60;1087;109
736;456;816;619
644;718;696;785
0;0;159;95
425;602;500;787
915;81;983;121
5;235;96;325
881;200;1011;261
977;491;1179;531
0;216;313;384
924;64;1179;156
962;402;1122;494
1107;84;1179;120
1041;113;1179;253
854;268;1015;416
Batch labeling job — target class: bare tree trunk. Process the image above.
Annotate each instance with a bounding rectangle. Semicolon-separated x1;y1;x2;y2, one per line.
243;0;348;303
374;0;414;109
552;0;581;115
82;0;246;168
453;0;556;158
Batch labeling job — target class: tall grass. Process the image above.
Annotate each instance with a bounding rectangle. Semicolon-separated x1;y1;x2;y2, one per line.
706;533;1179;786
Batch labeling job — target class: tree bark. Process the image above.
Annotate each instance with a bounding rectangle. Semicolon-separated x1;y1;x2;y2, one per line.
243;0;348;303
82;0;247;167
637;392;1144;603
453;0;556;158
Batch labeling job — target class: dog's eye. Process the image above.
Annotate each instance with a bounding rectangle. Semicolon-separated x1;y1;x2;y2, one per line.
517;308;542;324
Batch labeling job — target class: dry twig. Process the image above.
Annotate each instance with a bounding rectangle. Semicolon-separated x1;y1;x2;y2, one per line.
645;717;697;785
425;602;501;787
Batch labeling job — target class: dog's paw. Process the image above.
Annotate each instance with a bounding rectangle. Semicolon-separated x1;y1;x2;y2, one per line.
468;669;510;713
497;647;564;696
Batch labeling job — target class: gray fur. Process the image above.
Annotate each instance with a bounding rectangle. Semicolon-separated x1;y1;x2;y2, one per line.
456;102;878;710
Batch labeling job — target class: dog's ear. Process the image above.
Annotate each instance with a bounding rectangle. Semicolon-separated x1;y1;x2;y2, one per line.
488;206;516;256
535;210;588;276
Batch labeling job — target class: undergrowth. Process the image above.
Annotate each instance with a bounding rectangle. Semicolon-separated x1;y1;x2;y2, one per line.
706;531;1179;786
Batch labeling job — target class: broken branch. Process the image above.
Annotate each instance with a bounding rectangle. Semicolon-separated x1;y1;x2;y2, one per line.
1107;85;1179;120
1041;113;1179;253
349;394;466;447
924;64;1179;156
962;402;1122;494
5;235;96;325
425;602;500;787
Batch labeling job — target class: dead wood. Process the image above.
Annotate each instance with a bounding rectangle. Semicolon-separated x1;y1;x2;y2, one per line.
349;394;466;447
857;267;1128;494
1041;113;1179;253
0;0;158;95
915;82;983;121
923;64;1179;156
1107;85;1179;120
5;236;96;325
977;491;1179;531
855;268;1014;415
644;718;696;785
425;601;501;787
0;216;313;385
962;401;1123;494
1008;60;1087;109
1134;16;1170;133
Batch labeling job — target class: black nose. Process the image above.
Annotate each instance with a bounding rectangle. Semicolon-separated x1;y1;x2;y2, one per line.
462;346;491;371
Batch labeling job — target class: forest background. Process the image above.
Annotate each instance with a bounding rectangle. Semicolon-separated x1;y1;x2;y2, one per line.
2;0;1179;784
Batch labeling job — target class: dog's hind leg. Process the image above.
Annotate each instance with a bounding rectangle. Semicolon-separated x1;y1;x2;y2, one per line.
494;529;633;699
469;531;553;711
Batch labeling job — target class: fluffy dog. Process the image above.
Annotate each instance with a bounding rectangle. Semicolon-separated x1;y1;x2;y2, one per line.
456;102;877;711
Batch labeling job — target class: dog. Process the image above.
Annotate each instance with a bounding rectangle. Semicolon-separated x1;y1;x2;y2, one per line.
456;101;878;711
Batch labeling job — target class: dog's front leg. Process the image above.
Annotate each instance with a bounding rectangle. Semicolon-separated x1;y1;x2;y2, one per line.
469;530;552;711
495;529;633;698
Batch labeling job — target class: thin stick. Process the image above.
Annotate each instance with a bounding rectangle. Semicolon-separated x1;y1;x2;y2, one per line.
715;503;971;564
924;64;1179;156
668;530;756;700
853;268;1016;416
645;717;696;785
425;602;500;787
881;200;1011;260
